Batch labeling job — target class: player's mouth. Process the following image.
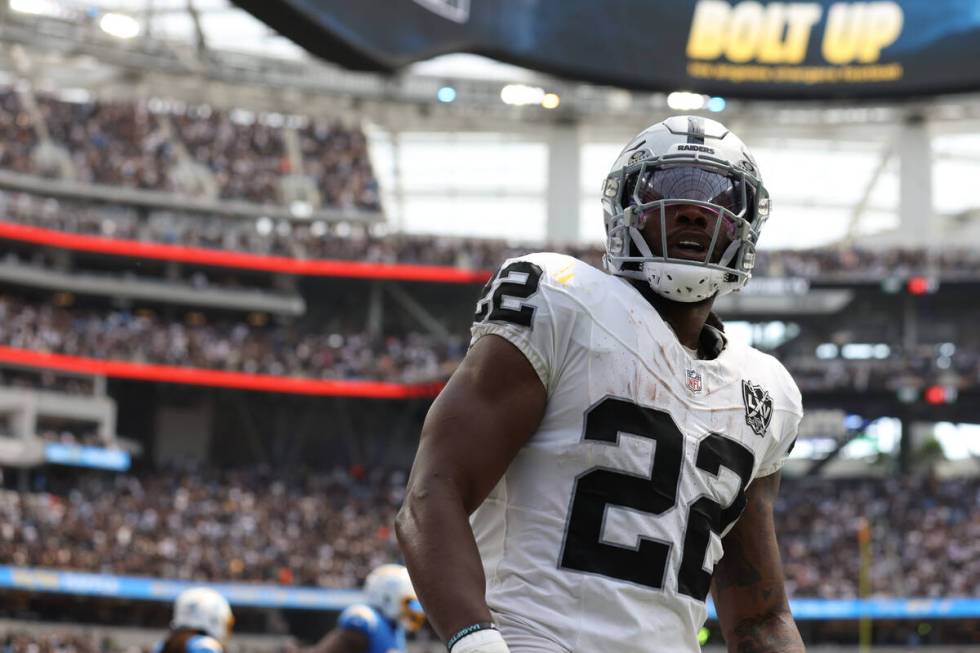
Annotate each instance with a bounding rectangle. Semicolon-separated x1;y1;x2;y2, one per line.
668;234;710;261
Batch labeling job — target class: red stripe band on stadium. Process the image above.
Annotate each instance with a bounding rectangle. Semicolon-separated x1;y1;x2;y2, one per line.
0;221;493;283
0;345;445;398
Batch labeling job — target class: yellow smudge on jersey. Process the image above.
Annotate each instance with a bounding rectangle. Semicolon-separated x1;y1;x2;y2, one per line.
554;263;576;285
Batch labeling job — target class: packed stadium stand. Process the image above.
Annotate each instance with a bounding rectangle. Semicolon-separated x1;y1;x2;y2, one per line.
0;469;976;600
0;1;978;652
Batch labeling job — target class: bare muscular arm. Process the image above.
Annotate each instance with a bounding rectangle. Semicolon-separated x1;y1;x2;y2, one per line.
395;335;547;642
712;471;805;653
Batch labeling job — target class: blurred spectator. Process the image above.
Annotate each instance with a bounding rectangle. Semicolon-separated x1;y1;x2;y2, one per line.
0;470;975;598
1;631;108;653
37;96;170;190
0;291;975;391
0;294;463;383
0;367;96;396
0;90;37;175
0;467;406;589
299;121;380;210
170;107;283;203
0;89;381;210
6;191;980;279
777;476;980;599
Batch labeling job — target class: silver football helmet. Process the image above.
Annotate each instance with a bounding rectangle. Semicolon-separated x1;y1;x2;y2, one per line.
602;116;770;302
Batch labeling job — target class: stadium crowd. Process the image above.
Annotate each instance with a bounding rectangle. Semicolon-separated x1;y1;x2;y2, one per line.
0;91;37;176
0;467;404;589
0;294;463;383
0;291;973;391
4;190;980;279
778;475;979;598
0;469;975;599
1;631;108;653
0;89;380;210
0;367;96;396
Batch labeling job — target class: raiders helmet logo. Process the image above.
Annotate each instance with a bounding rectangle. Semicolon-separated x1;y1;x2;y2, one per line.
627;149;651;165
741;380;773;437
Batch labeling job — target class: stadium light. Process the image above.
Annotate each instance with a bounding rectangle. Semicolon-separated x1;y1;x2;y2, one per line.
924;385;947;405
500;84;545;107
815;343;838;359
667;91;706;111
437;86;457;103
99;12;141;39
541;93;561;110
289;200;313;218
10;0;63;16
707;96;727;112
907;275;938;295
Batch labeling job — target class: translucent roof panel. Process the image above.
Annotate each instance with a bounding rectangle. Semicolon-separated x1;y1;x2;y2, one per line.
47;0;308;59
933;132;980;215
580;139;900;249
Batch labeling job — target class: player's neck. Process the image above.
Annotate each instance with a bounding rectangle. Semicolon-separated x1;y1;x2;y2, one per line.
628;280;715;352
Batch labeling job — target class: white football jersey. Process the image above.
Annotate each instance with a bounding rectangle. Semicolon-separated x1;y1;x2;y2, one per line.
469;253;802;653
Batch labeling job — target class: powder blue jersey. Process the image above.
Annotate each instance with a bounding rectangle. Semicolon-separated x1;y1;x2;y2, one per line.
338;604;406;653
152;634;223;653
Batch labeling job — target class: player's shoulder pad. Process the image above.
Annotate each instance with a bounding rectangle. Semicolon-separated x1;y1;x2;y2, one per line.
338;604;380;636
499;252;613;306
185;635;223;653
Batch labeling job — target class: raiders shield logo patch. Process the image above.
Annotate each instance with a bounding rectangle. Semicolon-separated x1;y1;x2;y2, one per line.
742;380;773;437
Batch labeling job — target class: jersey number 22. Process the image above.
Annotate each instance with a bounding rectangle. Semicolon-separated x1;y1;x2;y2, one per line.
559;397;755;601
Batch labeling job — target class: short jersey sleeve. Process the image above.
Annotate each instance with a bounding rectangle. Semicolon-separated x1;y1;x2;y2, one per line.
337;604;380;638
756;363;803;478
470;253;580;394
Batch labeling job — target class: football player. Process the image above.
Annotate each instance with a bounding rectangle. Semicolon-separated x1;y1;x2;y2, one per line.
396;116;806;653
299;564;425;653
155;587;233;653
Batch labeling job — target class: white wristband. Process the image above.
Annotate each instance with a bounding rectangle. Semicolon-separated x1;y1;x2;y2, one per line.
450;629;510;653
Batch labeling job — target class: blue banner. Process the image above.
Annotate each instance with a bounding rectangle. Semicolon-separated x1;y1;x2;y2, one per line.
2;566;978;619
44;443;131;471
707;597;980;620
0;566;362;611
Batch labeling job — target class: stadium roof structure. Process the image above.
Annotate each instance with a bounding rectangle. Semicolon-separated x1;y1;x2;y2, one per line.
7;0;980;129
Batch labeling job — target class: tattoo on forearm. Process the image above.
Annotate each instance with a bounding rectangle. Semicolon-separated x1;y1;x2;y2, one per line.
731;611;805;653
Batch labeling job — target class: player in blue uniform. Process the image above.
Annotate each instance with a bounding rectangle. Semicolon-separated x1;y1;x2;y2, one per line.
302;564;425;653
154;587;234;653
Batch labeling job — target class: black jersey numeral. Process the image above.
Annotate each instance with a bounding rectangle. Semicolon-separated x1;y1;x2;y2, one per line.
474;261;543;327
559;397;755;600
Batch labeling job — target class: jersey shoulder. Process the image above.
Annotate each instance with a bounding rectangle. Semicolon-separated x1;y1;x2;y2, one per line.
337;603;382;636
727;341;803;414
509;251;610;287
185;636;223;653
501;251;622;309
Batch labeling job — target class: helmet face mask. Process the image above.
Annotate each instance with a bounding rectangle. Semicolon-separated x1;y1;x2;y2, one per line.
603;117;770;302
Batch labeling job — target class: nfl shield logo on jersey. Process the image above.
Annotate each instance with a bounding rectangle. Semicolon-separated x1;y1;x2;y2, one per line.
686;368;703;393
742;380;773;436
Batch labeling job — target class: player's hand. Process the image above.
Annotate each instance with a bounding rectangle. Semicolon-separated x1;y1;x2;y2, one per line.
451;629;510;653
